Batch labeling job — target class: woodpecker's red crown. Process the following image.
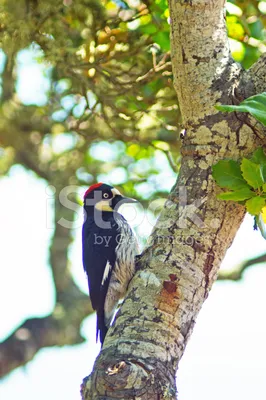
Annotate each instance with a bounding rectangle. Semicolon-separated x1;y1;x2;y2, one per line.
84;182;104;199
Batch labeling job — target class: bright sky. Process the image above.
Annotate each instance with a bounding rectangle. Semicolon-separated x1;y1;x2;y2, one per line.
1;47;266;400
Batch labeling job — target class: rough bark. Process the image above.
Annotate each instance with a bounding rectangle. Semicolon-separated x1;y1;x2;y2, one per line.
248;53;266;93
81;1;266;399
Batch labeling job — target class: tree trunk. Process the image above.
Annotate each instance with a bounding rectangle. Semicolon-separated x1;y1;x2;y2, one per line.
81;1;266;399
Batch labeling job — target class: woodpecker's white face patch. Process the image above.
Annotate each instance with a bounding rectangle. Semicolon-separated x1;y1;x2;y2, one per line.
101;261;112;286
111;188;122;197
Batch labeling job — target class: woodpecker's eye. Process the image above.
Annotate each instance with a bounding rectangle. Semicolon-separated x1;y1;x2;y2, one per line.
103;193;109;199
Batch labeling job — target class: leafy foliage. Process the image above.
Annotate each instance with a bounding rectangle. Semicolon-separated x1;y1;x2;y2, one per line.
215;90;266;239
240;158;264;189
0;0;265;197
0;0;181;201
216;93;266;126
212;159;248;190
213;148;266;238
226;0;266;68
217;187;256;201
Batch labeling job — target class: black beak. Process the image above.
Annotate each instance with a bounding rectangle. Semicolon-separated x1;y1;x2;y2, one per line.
111;195;138;209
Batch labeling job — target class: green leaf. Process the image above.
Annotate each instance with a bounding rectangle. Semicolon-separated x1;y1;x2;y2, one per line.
217;188;255;201
250;147;266;165
263;183;266;193
246;197;266;215
240;158;264;189
212;160;250;190
262;165;266;182
216;92;266;126
251;148;266;182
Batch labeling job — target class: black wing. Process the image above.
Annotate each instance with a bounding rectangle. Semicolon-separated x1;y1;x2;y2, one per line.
82;217;120;343
82;217;119;311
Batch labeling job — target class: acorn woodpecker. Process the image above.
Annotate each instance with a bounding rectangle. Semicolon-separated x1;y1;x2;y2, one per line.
82;182;138;345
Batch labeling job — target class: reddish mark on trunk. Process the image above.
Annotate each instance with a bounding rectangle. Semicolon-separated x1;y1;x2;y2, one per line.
157;275;180;313
169;273;177;281
163;280;177;293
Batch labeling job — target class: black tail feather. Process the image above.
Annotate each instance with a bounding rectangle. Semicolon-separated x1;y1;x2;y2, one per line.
96;311;108;346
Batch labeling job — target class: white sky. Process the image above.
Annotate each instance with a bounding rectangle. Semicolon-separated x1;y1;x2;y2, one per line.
1;45;266;400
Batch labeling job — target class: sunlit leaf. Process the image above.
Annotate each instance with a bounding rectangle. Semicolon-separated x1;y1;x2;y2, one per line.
240;158;264;189
246;196;266;215
250;147;266;165
216;92;266;126
217;188;255;201
262;206;266;223
212;159;249;190
227;15;245;40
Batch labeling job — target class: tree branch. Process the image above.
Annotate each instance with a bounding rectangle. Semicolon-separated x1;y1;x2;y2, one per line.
248;53;266;94
1;54;16;103
218;253;266;281
0;294;92;378
16;150;50;181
